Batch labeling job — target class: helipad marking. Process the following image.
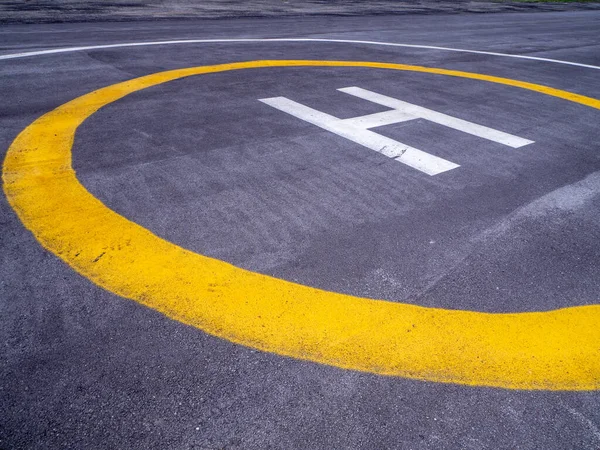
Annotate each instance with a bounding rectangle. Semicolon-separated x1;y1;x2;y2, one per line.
260;95;459;175
340;87;535;148
260;86;533;175
4;60;600;391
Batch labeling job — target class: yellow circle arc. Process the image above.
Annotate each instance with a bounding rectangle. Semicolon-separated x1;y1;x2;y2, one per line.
4;60;600;391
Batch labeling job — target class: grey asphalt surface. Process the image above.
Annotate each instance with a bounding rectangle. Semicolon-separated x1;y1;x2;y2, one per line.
1;10;600;449
2;0;600;24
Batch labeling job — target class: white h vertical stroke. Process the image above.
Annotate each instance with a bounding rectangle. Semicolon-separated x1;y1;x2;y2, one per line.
260;87;534;176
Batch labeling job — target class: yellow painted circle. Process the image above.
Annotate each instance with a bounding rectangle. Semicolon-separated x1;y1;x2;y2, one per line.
4;60;600;390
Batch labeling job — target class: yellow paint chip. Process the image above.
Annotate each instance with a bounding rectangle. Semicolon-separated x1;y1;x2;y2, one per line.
4;60;600;390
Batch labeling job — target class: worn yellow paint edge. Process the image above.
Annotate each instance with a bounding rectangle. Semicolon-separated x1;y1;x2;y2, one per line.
3;60;600;390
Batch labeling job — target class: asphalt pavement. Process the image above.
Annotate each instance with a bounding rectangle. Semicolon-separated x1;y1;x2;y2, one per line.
1;11;600;449
2;0;600;24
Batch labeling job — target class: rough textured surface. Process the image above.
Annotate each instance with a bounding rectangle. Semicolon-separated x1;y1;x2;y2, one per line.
2;10;600;450
1;0;600;24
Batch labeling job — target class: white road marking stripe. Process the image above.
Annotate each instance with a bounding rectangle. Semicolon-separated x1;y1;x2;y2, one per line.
1;38;599;71
342;109;415;128
339;86;535;148
259;96;460;175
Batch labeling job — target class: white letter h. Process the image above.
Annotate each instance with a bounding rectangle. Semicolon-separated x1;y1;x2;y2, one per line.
260;87;533;176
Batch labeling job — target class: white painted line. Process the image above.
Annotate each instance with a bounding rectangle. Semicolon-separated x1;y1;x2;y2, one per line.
339;86;535;148
1;38;599;71
259;96;460;175
261;86;534;174
342;109;415;129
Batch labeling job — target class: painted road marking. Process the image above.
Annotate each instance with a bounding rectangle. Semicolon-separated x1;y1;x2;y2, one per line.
1;38;600;72
340;87;535;148
260;95;458;175
260;87;532;175
4;60;600;390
